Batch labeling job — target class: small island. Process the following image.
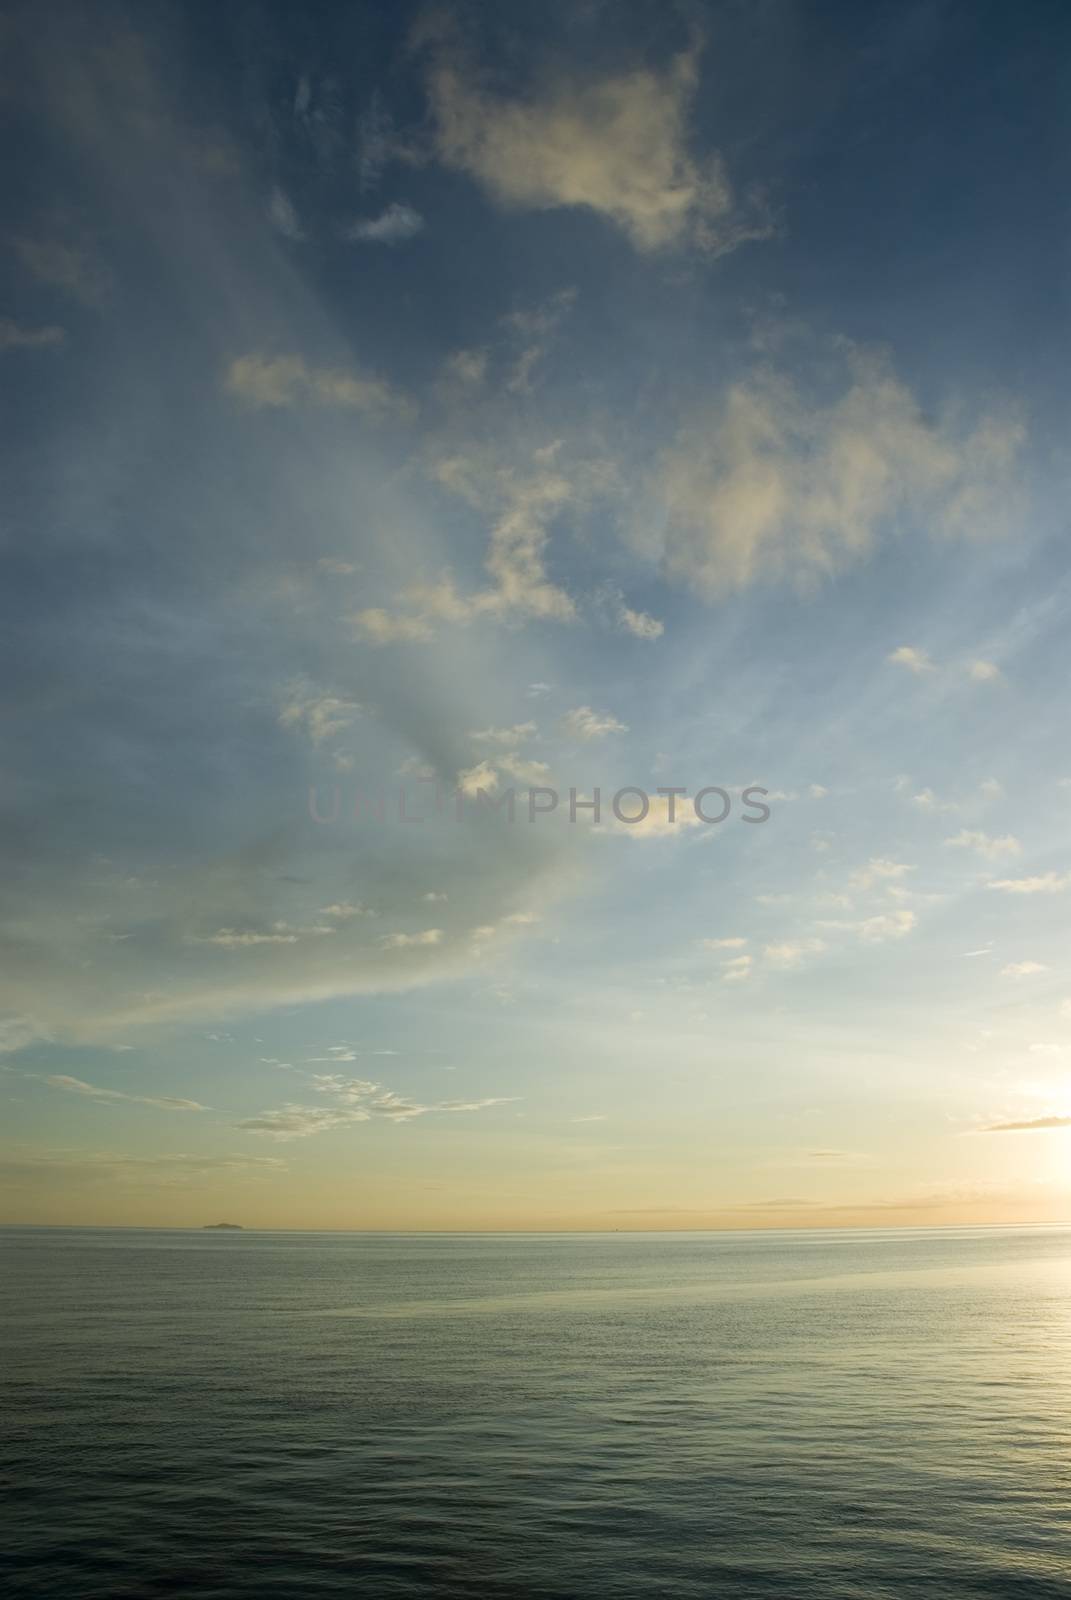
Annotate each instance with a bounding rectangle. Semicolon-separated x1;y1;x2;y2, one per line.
203;1223;243;1230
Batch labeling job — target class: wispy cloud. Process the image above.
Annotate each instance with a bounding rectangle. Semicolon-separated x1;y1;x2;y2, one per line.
989;872;1071;895
945;829;1021;859
237;1074;516;1139
424;40;768;255
225;353;414;420
348;202;424;243
981;1115;1071;1132
43;1075;206;1111
378;929;443;950
562;706;628;740
0;318;65;352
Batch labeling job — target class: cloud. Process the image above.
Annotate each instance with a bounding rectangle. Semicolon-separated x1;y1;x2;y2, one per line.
849;858;915;891
13;234;110;305
277;680;364;745
1000;962;1049;978
442;347;488;387
225;354;414;421
562;706;628;740
763;939;826;969
237;1073;516;1139
351;608;434;644
656;350;1024;595
817;909;916;943
944;829;1021;860
721;954;752;982
612;794;705;840
316;557;360;576
424;42;768;255
348;202;424;243
889;645;934;674
352;452;583;640
911;787;958;814
234;1104;362;1138
497;753;551;785
618;604;664;640
471;723;538;747
598;582;664;640
0;1150;286;1187
500;289;578;393
378;929;443;950
268;187;303;240
189;923;335;948
319;902;373;921
456;759;499;796
43;1074;206;1111
989;872;1071;895
0;1017;40;1055
0;319;65;352
969;659;1003;683
981;1115;1071;1132
701;936;748;949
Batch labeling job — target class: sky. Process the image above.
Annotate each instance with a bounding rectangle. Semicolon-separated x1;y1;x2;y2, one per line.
1;0;1070;1230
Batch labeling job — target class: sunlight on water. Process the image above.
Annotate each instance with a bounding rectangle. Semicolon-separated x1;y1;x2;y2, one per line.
4;1226;1071;1598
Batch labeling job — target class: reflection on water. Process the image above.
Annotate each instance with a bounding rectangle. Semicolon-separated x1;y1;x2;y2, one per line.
4;1226;1071;1598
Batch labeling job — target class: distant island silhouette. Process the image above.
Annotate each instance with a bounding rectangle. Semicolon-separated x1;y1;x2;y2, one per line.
203;1223;243;1230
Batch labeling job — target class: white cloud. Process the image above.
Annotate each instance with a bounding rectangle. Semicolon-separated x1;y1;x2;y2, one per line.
989;873;1071;895
656;351;1024;595
355;454;582;642
348;202;425;244
614;795;704;840
701;936;748;950
319;902;373;921
43;1074;206;1111
969;659;1003;683
764;939;826;970
497;753;552;785
350;608;434;645
911;787;959;814
562;706;628;740
225;354;414;421
1000;962;1050;978
618;604;664;640
237;1073;514;1138
721;954;753;982
278;680;364;745
268;187;304;240
0;1016;40;1054
849;858;915;892
889;645;934;674
944;830;1021;860
457;760;499;797
442;348;488;387
378;929;443;950
853;909;916;943
471;723;539;747
425;43;767;255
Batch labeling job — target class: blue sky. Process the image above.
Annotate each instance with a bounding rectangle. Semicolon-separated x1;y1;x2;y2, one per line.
2;0;1070;1227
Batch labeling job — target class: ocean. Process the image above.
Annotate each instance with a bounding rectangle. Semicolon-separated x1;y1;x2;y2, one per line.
3;1225;1070;1597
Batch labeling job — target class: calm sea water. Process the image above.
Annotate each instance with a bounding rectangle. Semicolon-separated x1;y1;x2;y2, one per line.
3;1226;1071;1598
